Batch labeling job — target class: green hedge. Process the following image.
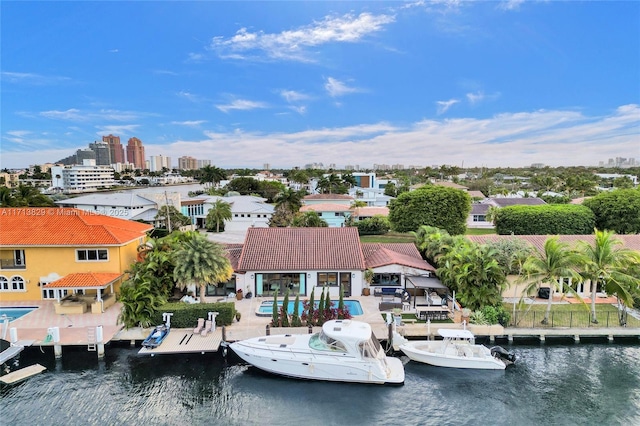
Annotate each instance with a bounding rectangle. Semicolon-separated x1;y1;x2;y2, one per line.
150;301;236;328
495;204;595;235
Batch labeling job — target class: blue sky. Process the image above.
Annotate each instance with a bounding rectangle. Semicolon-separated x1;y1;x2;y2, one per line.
2;1;639;170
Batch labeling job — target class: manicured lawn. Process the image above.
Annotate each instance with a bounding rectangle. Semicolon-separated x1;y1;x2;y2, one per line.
360;232;415;243
505;303;639;328
465;228;496;235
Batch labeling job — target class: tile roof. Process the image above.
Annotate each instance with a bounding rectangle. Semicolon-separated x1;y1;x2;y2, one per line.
0;208;153;246
303;194;354;201
466;234;640;253
352;207;389;217
488;197;547;207
471;204;490;214
55;193;155;207
224;244;244;271
43;272;123;288
237;227;365;271
300;203;352;212
362;243;435;271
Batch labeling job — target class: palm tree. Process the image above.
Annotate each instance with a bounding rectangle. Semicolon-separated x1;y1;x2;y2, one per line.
291;211;328;227
274;188;303;213
173;233;233;303
199;165;227;187
577;229;640;324
518;237;582;324
205;199;232;232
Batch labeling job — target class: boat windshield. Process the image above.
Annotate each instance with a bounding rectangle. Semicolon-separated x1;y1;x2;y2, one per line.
359;333;384;359
308;331;348;353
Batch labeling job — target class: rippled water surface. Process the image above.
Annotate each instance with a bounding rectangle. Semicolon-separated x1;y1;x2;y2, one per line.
2;341;639;426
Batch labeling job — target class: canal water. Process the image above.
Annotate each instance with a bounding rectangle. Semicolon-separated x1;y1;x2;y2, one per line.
1;340;638;426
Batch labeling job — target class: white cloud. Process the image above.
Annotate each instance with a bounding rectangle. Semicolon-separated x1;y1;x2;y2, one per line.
95;124;140;136
1;71;71;85
40;109;86;121
143;105;640;169
39;108;142;122
210;12;395;62
280;90;310;103
497;0;525;11
325;77;360;98
466;91;484;105
436;99;459;114
216;99;268;113
171;120;207;126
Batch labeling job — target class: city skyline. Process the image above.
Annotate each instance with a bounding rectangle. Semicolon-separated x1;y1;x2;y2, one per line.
1;1;639;170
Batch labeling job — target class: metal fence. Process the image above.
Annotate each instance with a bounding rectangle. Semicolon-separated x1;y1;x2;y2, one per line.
511;310;629;328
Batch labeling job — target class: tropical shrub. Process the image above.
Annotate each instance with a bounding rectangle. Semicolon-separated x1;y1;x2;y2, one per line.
494;204;595;235
583;189;640;234
388;186;471;235
149;302;235;327
355;215;391;235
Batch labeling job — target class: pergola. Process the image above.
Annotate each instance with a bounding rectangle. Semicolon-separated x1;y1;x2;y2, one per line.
405;275;448;309
43;272;123;302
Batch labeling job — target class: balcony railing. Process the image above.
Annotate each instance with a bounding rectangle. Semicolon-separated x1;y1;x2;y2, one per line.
0;259;26;270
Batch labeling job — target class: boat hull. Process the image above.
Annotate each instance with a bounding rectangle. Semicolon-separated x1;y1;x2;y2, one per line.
230;340;404;385
399;341;506;370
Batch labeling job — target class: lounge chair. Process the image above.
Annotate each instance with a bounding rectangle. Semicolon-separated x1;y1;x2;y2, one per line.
201;320;212;337
193;318;205;334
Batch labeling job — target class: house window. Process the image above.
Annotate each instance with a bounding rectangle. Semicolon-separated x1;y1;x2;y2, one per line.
42;288;68;299
371;273;400;286
1;275;26;292
473;215;486;222
76;249;109;261
318;272;339;287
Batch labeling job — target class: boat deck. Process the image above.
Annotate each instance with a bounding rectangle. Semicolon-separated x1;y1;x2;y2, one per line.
138;329;223;355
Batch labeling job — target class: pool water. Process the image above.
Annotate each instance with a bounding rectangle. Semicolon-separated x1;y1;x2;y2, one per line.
0;307;38;321
257;300;363;316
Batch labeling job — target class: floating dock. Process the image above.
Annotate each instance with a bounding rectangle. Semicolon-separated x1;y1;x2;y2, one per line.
138;328;223;356
0;364;46;385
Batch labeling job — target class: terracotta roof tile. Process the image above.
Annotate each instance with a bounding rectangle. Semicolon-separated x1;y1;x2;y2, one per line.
303;194;354;201
237;227;365;271
43;272;122;288
362;243;435;271
224;244;244;271
352;207;389;217
0;208;152;246
300;203;352;212
466;234;640;253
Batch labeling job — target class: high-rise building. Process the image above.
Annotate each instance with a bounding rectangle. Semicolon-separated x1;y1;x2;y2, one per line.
149;155;172;172
197;159;211;169
89;141;112;165
178;156;198;170
75;148;96;164
126;137;146;169
102;134;125;164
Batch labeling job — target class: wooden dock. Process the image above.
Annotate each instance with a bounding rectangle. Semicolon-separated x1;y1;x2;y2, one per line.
138;328;223;356
0;364;46;385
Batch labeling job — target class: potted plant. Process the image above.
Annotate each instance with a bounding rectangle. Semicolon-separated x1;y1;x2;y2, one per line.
235;311;242;322
236;288;243;301
363;268;374;296
392;307;403;326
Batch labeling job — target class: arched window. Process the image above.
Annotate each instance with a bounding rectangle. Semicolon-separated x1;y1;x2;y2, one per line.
10;276;25;291
0;276;8;291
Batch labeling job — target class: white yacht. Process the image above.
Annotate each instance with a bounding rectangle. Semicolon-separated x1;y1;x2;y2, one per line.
394;329;516;370
229;320;405;385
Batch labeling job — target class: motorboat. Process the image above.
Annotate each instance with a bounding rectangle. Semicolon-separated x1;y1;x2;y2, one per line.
142;324;170;349
394;328;516;370
228;319;405;385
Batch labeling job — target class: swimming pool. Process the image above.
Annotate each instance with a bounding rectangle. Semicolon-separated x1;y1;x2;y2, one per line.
0;307;38;322
256;300;363;317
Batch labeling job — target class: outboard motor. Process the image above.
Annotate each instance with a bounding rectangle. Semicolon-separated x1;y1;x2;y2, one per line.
490;346;516;365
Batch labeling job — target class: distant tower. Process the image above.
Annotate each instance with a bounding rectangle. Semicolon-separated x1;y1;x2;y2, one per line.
102;134;124;164
89;141;112;165
126;137;146;169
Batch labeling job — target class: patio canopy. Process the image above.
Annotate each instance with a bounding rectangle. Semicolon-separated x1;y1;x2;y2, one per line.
43;272;122;301
405;276;447;290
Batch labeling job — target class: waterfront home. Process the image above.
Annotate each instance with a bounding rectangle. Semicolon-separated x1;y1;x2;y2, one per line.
299;203;352;227
467;234;640;299
55;192;159;221
196;195;274;231
467;197;547;229
231;227;436;299
0;208;152;309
